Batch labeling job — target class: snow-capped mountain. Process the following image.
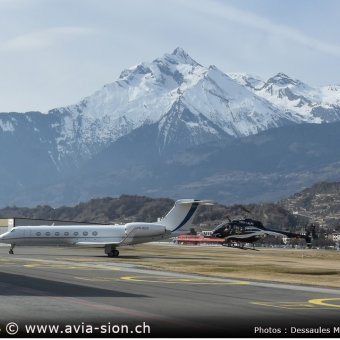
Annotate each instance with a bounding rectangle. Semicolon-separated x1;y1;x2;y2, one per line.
47;48;315;161
2;48;339;166
229;72;340;123
1;47;340;207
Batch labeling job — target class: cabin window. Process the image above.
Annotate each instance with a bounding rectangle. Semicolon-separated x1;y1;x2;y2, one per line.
83;231;88;236
64;232;69;236
92;231;98;236
36;232;41;236
74;232;79;236
55;232;60;236
45;232;51;236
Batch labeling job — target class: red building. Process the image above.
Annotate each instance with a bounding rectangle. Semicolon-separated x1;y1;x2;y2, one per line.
175;234;224;245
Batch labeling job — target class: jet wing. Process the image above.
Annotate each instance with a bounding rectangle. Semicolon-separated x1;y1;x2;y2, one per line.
75;241;121;246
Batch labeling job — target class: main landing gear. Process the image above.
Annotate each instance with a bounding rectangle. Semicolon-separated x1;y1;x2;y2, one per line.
104;245;119;258
108;249;119;257
9;244;15;255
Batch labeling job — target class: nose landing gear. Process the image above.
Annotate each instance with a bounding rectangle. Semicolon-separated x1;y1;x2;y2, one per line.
9;245;15;255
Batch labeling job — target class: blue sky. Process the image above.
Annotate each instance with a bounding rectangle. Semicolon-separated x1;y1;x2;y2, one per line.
0;0;339;112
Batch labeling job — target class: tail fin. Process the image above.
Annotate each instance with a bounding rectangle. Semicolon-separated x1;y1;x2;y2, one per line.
159;199;213;232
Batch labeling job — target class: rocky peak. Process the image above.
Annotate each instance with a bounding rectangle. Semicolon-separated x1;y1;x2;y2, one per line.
161;47;199;66
265;72;299;87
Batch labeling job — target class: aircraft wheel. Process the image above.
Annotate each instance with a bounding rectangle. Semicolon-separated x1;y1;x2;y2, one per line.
107;250;119;257
9;249;14;255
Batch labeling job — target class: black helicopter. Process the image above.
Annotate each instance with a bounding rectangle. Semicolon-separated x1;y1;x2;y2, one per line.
211;210;317;248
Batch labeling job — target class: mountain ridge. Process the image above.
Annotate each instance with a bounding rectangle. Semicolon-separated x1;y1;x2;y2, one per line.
0;48;340;207
2;180;340;233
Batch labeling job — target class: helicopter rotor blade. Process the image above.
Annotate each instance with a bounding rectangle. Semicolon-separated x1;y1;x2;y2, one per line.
239;205;251;214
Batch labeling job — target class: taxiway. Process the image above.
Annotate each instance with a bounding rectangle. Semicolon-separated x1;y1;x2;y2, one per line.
0;246;339;337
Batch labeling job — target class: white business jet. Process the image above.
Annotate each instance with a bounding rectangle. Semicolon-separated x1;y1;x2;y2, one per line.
0;199;212;257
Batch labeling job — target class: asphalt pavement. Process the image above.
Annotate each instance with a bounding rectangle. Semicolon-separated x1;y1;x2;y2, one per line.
0;246;339;337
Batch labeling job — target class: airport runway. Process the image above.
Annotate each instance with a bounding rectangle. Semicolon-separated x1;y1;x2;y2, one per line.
0;246;340;337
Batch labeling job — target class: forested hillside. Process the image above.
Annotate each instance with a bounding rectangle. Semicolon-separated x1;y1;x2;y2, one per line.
0;194;306;231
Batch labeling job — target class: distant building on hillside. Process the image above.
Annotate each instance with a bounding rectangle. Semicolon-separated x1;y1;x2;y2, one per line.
0;218;14;234
331;232;340;242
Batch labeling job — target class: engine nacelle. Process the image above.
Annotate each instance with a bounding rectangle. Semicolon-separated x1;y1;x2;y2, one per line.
124;223;166;237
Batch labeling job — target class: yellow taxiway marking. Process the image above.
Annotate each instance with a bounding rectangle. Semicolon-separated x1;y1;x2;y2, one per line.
119;275;250;285
23;263;119;271
309;298;340;308
17;258;119;271
74;275;249;285
24;263;83;270
252;301;319;309
0;260;21;265
253;298;340;310
74;276;113;282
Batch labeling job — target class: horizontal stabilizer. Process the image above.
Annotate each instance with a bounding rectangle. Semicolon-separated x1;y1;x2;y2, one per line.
175;199;214;205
